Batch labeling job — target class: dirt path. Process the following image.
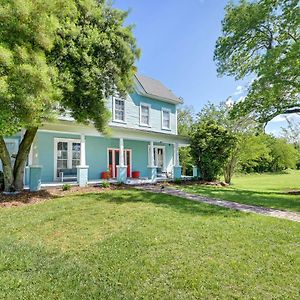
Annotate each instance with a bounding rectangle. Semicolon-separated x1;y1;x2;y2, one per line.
137;185;300;223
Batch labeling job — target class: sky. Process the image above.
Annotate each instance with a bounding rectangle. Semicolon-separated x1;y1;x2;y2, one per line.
113;0;298;135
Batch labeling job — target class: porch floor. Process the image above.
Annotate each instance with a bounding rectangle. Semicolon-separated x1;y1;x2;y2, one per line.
38;177;173;188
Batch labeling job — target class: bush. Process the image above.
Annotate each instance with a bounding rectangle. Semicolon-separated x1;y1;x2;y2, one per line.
62;184;71;191
101;181;110;188
174;178;182;185
190;121;237;181
0;171;4;191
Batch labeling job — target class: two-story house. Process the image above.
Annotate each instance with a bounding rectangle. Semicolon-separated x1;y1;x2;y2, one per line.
1;74;189;188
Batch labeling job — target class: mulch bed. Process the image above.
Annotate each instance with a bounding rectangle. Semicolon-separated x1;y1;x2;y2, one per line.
0;185;119;208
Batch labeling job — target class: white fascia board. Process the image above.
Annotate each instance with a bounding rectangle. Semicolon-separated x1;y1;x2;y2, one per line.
40;120;190;145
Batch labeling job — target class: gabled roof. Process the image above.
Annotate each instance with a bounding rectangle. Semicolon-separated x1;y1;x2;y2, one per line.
134;74;183;104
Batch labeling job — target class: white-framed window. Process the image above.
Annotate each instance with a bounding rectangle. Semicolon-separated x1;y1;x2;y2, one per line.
54;138;81;181
140;103;151;126
113;98;125;122
162;108;171;130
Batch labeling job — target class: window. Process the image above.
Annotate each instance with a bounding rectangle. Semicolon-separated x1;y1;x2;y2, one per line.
162;109;171;130
54;139;81;180
140;103;150;126
113;98;125;122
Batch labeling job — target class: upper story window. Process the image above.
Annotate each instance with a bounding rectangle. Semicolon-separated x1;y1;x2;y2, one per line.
140;103;151;126
113;98;125;122
162;108;171;130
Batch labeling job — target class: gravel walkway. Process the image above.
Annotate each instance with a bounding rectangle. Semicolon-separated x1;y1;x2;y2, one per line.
136;185;300;223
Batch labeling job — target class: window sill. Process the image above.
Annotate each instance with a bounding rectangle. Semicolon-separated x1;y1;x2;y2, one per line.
162;127;172;131
139;124;151;128
112;119;127;125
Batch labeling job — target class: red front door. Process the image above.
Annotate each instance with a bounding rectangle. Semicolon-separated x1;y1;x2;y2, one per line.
108;149;131;178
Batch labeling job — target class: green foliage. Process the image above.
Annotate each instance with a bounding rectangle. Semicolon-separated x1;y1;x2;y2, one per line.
190;120;237;181
177;106;195;175
101;181;110;188
62;184;71;191
215;0;300;123
173;178;182;185
196;102;259;183
240;135;299;173
281;118;300;151
0;0;139;135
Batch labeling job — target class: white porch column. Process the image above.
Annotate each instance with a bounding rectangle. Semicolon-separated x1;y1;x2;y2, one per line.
80;134;86;166
149;141;154;167
77;134;89;187
147;141;157;181
117;137;127;182
174;142;180;167
119;137;124;167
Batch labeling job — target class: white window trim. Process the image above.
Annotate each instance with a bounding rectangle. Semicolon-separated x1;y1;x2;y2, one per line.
53;138;81;181
107;148;132;178
147;145;166;171
139;102;151;127
161;108;171;131
112;97;126;124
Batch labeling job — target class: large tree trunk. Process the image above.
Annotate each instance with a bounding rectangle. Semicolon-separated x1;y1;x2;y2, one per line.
0;137;14;192
0;127;38;192
13;128;38;191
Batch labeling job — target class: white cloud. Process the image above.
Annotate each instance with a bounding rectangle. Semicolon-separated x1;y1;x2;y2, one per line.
233;85;245;96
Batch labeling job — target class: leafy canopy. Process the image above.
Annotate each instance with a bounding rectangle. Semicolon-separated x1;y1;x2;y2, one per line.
190;120;237;181
0;0;140;136
215;0;300;124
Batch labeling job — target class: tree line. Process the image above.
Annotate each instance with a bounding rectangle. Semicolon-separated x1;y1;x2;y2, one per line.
178;104;300;184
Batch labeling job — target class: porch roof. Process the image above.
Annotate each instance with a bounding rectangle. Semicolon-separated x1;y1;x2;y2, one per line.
40;120;190;146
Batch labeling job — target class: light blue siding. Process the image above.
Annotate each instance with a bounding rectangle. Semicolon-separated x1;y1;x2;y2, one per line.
36;132;81;182
107;92;177;134
36;132;174;183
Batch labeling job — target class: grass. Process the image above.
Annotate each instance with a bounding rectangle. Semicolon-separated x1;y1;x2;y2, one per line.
0;189;299;299
180;170;300;212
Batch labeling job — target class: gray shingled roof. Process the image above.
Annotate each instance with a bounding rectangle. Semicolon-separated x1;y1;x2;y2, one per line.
135;74;182;104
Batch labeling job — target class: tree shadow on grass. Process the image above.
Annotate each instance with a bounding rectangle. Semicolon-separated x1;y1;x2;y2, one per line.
88;190;246;218
183;185;300;212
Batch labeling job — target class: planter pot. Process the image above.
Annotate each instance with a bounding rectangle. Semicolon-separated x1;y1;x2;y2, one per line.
101;171;110;179
132;171;140;178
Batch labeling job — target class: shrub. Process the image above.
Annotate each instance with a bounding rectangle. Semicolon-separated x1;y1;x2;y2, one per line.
190;120;237;181
174;178;182;185
62;184;71;191
101;181;110;188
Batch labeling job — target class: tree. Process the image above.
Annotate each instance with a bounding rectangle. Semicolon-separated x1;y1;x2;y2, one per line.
269;137;299;171
0;0;139;192
281;117;300;151
177;106;195;175
190;121;237;181
197;101;260;183
215;0;300;124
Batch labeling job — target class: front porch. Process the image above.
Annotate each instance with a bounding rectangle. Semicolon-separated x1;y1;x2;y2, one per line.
26;123;189;191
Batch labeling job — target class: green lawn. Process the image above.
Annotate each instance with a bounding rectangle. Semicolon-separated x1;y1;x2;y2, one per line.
0;190;299;299
180;170;300;212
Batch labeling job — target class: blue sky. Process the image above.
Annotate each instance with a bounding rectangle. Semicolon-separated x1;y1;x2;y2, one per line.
113;0;297;135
